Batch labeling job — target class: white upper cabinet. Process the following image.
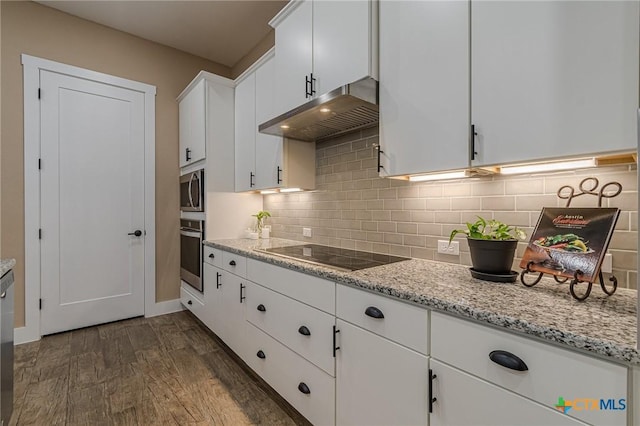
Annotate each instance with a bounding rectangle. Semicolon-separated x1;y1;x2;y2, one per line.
178;79;206;167
379;0;470;177
235;51;316;192
270;0;378;118
471;1;639;167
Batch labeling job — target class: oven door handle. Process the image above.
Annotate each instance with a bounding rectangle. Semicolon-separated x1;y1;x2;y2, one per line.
188;173;196;208
180;229;202;239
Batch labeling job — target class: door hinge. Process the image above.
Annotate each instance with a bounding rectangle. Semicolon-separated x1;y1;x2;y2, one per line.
38;158;41;170
38;88;41;99
38;229;42;239
39;298;42;310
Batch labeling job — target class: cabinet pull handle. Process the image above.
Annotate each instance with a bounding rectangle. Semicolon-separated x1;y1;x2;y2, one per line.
365;306;384;319
470;124;478;161
428;369;437;413
277;166;282;184
240;283;246;303
256;350;266;359
376;144;384;173
332;325;340;357
298;325;311;336
257;304;266;312
298;382;311;395
186;148;191;162
208;253;215;258
305;74;311;98
229;260;236;266
489;350;528;371
310;73;316;96
187;300;193;306
216;272;221;289
250;172;255;188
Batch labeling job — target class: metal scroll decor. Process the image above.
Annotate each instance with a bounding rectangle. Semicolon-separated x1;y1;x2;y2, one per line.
519;177;622;301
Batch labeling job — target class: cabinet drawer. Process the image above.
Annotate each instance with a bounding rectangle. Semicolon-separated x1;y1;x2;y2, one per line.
431;313;627;426
246;258;335;314
180;285;205;321
430;359;587;426
244;323;335;426
245;281;335;375
222;251;247;277
203;245;222;267
336;284;428;355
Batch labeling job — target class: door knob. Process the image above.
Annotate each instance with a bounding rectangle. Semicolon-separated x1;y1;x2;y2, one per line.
128;230;142;237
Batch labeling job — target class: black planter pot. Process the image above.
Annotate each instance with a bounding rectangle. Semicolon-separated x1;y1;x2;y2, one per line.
467;238;518;274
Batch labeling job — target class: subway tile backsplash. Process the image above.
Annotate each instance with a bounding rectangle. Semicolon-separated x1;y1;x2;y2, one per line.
264;130;638;290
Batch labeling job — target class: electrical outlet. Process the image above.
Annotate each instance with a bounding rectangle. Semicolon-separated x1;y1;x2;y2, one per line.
601;252;613;273
437;240;460;256
303;227;312;238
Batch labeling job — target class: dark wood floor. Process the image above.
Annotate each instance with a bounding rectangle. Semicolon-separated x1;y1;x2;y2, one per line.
11;311;310;425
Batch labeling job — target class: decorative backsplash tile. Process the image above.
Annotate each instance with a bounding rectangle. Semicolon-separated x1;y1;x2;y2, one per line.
264;129;638;290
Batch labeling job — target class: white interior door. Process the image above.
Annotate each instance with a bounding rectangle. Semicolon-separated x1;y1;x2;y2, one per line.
40;70;145;335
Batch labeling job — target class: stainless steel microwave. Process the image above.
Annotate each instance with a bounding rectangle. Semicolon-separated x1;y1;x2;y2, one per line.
180;169;204;212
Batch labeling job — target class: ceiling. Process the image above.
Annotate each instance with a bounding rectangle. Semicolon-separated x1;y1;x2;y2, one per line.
36;0;289;69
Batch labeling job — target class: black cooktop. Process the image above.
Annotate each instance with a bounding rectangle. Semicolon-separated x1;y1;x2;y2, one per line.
261;244;410;271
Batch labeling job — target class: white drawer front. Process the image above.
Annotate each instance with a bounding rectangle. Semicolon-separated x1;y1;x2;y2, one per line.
245;281;335;375
431;313;627;426
180;285;205;320
336;284;429;355
203;245;222;267
222;251;247;277
246;258;335;314
244;323;336;426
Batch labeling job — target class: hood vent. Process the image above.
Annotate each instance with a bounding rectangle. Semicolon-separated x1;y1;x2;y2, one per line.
259;77;378;142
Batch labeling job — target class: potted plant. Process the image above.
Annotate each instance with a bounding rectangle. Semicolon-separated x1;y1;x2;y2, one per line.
252;210;271;236
449;216;527;275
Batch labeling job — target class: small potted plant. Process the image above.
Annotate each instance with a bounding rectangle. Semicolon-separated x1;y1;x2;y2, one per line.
449;216;527;276
252;210;271;236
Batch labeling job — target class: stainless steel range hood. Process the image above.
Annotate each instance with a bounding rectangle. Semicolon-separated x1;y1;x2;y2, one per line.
258;77;378;142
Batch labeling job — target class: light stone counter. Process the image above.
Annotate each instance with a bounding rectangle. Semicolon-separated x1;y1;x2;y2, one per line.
0;259;16;278
204;238;639;365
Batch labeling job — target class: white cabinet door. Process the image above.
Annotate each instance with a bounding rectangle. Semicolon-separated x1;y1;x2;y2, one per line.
179;79;206;167
273;0;313;117
313;0;374;96
234;74;256;192
335;320;428;426
379;0;469;176
219;273;247;356
471;1;639;166
430;360;587;426
255;56;283;189
203;263;223;335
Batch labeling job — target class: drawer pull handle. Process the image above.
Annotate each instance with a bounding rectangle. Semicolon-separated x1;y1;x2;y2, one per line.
298;326;311;336
365;306;384;319
229;260;236;266
428;369;437;413
240;283;246;303
187;300;192;305
208;253;215;258
489;350;528;371
216;272;222;289
257;304;266;312
298;382;311;395
256;350;266;359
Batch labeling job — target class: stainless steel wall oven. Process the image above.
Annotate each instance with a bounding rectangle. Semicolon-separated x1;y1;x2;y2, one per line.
180;219;204;292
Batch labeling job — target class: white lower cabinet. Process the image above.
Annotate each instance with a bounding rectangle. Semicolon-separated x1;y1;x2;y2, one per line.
335;319;428;426
245;322;335;426
429;359;586;426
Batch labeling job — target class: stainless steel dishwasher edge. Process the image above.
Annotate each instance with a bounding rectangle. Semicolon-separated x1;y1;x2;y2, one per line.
0;270;14;426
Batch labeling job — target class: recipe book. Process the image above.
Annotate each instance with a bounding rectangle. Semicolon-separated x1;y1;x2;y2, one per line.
519;207;620;282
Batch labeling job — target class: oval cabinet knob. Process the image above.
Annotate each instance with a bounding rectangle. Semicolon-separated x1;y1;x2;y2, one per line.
187;300;192;305
298;382;310;395
365;306;384;319
257;304;266;312
208;253;215;258
489;350;528;371
229;260;236;266
298;325;311;336
256;350;266;359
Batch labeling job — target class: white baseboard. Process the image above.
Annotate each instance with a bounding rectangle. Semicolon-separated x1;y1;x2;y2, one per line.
15;325;40;345
145;298;185;318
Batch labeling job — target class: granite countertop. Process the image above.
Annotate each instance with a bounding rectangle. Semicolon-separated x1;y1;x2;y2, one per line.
204;238;639;365
0;259;16;278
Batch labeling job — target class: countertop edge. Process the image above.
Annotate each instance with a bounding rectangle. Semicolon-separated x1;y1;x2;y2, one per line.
204;240;640;366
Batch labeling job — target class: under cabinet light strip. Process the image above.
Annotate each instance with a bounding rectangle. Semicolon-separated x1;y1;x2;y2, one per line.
499;158;597;175
408;171;468;182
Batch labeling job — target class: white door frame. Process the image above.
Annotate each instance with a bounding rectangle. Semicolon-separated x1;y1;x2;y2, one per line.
20;54;164;344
